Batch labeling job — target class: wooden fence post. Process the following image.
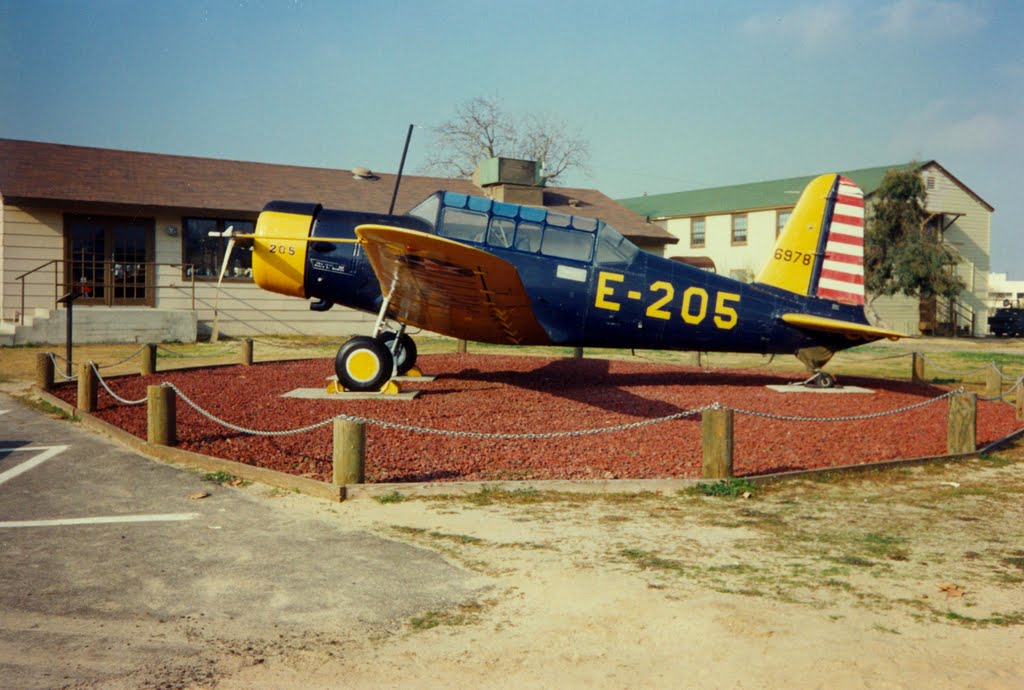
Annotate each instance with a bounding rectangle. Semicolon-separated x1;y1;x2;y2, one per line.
147;385;176;446
77;361;97;413
241;338;254;366
911;352;926;384
947;392;976;455
702;407;734;479
572;347;584;359
985;365;1002;400
36;352;54;391
1016;382;1024;421
333;419;365;485
693;351;703;368
456;339;467;354
141;343;157;376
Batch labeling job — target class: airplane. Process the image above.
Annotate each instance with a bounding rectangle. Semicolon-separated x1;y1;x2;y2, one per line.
221;172;904;392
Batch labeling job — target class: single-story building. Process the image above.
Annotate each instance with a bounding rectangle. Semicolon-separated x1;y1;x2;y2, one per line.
619;162;994;336
0;139;674;345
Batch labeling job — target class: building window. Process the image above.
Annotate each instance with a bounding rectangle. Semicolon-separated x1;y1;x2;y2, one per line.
776;209;791;237
183;218;255;280
690;217;706;248
731;214;747;244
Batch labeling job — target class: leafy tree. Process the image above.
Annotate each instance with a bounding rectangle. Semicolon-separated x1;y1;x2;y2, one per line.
864;168;964;302
421;96;590;184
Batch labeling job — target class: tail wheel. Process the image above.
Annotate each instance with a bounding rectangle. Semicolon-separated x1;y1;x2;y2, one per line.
377;332;417;375
335;336;394;392
810;372;836;389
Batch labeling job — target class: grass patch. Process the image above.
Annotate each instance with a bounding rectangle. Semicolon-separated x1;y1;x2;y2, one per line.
374;491;408;504
203;470;235;484
409;601;486;631
688;478;755;498
23;398;79;422
944;610;1024;627
619;548;689;575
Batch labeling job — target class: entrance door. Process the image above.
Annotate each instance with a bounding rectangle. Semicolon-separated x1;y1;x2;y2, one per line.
65;215;154;306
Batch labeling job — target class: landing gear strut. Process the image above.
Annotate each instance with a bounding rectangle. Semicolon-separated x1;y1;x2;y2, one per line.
796;345;838;389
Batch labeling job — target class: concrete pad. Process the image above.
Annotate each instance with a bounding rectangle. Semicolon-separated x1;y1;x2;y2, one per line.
766;384;874;394
282;388;421;400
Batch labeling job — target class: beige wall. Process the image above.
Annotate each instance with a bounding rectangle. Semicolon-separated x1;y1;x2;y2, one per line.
1;205;64;323
0;203;374;338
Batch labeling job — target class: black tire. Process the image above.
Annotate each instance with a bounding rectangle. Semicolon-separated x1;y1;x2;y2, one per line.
377;332;417;375
335;336;394;392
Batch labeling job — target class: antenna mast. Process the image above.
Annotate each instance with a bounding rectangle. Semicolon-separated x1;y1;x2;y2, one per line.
388;124;414;215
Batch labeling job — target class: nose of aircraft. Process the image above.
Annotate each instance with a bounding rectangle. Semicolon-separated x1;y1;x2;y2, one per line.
252;203;316;298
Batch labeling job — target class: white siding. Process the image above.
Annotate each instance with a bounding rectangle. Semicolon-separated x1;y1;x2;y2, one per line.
1;204;375;338
664;208;787;281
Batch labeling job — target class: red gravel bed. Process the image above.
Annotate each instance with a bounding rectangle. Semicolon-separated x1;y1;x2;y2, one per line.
54;354;1022;483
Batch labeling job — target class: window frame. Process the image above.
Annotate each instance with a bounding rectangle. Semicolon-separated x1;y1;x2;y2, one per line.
690;217;706;248
181;216;256;282
776;209;792;238
731;214;748;245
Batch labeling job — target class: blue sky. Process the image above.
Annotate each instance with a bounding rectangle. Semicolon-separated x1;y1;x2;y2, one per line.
2;0;1022;275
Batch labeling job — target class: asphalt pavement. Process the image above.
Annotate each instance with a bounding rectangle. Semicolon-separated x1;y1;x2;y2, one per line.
0;391;478;688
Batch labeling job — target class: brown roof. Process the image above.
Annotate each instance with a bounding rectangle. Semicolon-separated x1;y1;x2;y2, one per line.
0;138;674;244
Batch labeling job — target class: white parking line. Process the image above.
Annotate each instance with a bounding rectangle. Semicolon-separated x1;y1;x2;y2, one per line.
0;513;200;528
0;445;68;486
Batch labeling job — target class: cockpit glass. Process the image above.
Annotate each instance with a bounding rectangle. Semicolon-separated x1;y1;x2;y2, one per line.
595;224;639;265
406;194;440;227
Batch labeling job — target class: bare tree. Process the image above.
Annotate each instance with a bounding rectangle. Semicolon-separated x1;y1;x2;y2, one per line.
421;97;590;184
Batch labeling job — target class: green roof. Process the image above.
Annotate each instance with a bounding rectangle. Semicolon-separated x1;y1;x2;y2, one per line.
618;163;920;219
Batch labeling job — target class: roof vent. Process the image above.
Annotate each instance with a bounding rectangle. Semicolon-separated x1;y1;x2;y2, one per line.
568;198;580;207
351;166;375;179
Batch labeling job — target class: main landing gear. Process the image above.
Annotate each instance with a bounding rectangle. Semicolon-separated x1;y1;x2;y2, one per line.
333;329;419;392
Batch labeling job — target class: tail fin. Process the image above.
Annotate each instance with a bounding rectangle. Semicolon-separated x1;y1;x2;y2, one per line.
754;174;865;305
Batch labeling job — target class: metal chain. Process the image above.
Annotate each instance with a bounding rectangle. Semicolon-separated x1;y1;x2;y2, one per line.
158;381;972;439
992;362;1019;381
977;376;1024;402
838;351;914;362
47;352;75;381
729;387;964;422
918;353;996;377
91;364;147;405
163;383;338;437
348;407;711;439
95;344;148;370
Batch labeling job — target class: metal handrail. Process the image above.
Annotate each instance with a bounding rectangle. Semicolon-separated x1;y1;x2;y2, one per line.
8;259;196;325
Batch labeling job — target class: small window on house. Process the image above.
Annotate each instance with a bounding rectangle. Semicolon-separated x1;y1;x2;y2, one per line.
183;218;255;280
439;207;487;243
776;210;791;238
731;214;748;244
690;218;706;248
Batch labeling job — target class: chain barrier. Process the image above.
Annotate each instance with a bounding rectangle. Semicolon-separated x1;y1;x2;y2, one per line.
993;363;1019;381
977;376;1024;403
728;387;964;423
47;352;75;381
91;364;147;406
155;382;974;440
918;353;999;378
95;344;148;370
837;351;914;362
156;343;237;359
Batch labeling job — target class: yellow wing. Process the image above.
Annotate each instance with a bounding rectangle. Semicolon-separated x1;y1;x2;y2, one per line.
781;313;907;341
355;225;552;345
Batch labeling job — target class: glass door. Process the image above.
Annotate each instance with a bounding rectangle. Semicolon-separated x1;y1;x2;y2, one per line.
65;215;154;306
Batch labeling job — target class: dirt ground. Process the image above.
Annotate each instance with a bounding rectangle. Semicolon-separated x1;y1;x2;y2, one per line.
3;336;1023;688
198;444;1024;690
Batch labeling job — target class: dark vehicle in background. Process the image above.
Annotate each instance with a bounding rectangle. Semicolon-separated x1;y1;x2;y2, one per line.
989;307;1024;337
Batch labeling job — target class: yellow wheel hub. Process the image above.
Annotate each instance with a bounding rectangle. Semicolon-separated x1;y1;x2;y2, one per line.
346;349;381;383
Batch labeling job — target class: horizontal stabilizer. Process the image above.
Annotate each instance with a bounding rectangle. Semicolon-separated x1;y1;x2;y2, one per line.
781;313;907;340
